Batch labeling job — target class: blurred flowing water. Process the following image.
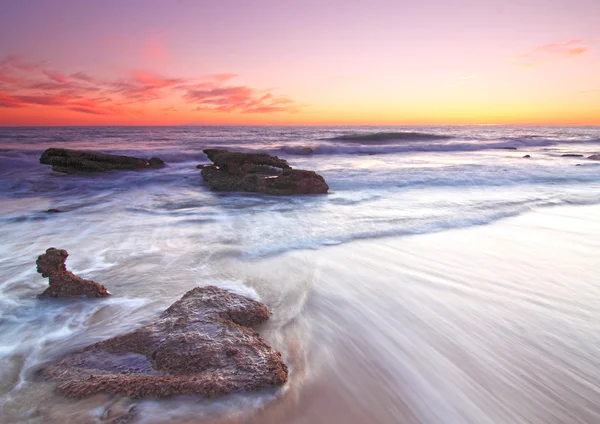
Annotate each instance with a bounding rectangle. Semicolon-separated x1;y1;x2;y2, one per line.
0;126;599;423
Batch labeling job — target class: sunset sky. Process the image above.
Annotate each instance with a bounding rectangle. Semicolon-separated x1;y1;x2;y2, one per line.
0;0;599;126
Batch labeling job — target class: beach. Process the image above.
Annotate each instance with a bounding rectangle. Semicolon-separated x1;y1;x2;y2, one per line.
1;126;600;423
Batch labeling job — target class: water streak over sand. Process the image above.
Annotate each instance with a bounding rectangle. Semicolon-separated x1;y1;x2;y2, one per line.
1;206;599;423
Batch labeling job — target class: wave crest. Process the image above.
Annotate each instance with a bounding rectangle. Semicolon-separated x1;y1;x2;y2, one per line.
324;132;454;144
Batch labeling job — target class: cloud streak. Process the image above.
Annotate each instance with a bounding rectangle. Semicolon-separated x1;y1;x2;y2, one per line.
514;40;589;68
0;55;297;116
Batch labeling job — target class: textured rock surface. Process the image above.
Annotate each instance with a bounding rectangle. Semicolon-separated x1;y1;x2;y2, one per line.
200;149;328;195
204;149;291;170
40;148;165;174
43;286;288;398
36;248;109;298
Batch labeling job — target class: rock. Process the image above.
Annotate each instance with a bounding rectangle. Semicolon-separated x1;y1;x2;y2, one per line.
36;248;109;298
45;209;63;213
148;157;165;167
588;154;600;160
522;155;531;158
196;164;208;169
200;149;328;195
40;148;165;174
103;404;138;424
562;154;584;157
204;149;290;170
42;286;288;398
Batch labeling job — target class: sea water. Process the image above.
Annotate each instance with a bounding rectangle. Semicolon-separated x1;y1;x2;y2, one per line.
0;126;599;423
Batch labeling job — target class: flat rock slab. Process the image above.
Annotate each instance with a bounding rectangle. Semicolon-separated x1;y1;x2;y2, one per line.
200;149;328;195
37;248;109;298
42;286;288;398
40;148;164;174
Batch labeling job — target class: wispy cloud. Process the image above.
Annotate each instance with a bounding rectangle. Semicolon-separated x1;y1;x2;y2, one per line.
0;55;297;116
514;40;589;68
579;89;599;94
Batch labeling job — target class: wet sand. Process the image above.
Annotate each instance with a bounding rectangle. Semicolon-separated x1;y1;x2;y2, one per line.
2;204;600;423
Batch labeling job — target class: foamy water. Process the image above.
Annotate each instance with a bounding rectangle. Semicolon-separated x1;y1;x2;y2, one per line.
0;126;599;423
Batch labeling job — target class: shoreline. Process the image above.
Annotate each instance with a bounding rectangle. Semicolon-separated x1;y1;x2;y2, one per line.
211;202;600;424
1;195;600;422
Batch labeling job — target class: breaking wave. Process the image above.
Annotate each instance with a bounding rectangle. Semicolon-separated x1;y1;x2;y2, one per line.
323;131;454;143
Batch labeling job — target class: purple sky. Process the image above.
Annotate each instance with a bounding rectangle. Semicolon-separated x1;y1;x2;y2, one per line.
1;0;599;124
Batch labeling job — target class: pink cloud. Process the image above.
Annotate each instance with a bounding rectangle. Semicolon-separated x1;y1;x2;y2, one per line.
0;54;297;116
14;94;70;105
43;70;70;83
67;106;112;115
70;72;96;83
0;55;46;72
211;73;239;84
184;85;295;114
0;92;24;108
131;71;182;89
515;40;590;68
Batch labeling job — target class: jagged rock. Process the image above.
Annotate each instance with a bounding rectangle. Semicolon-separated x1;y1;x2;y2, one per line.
200;149;328;195
36;248;109;298
148;157;164;167
40;148;165;174
588;154;600;160
42;286;288;398
204;149;291;170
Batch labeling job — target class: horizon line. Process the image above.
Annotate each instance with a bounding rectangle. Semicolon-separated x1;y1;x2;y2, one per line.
1;123;600;128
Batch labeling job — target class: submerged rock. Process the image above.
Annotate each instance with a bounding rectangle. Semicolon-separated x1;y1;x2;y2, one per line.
562;154;584;157
588;154;600;161
200;149;328;195
36;248;109;298
43;286;288;398
40;148;165;174
522;155;531;158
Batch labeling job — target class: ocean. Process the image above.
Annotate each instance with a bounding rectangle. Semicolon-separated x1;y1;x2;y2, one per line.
1;126;600;423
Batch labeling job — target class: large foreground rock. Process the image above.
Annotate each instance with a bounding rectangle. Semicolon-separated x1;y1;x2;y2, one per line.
37;248;109;298
200;149;328;195
42;286;288;398
40;148;165;174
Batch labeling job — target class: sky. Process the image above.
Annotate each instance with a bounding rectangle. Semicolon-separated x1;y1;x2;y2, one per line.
0;0;599;126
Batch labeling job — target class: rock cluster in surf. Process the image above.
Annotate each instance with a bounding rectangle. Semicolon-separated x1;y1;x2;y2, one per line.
200;149;328;195
42;286;288;398
36;248;110;298
40;148;164;174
